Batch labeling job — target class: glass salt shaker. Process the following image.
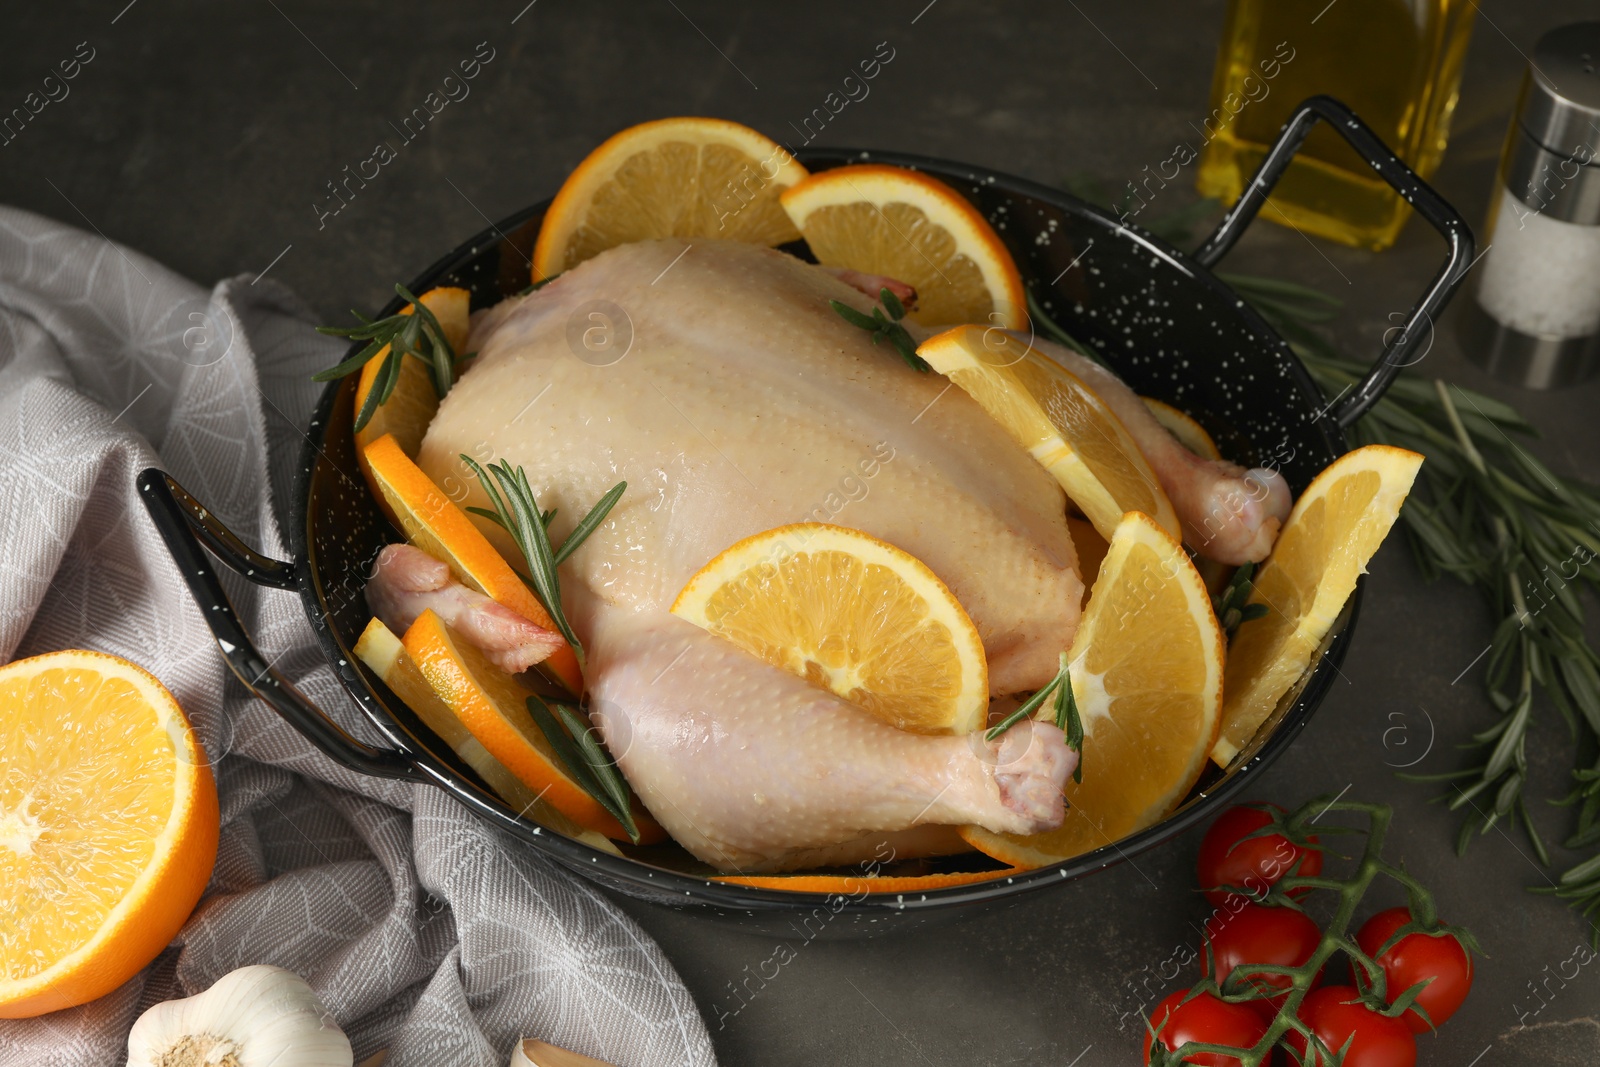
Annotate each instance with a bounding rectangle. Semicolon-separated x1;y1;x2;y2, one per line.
1461;21;1600;389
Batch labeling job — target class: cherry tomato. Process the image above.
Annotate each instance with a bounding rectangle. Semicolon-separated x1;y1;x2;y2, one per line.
1286;985;1416;1067
1204;902;1323;1018
1355;906;1473;1032
1197;803;1322;906
1143;988;1270;1067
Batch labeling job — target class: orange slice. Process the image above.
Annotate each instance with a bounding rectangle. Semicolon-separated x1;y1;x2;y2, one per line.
962;511;1224;868
671;523;988;735
362;433;582;695
354;618;619;856
781;164;1027;330
918;326;1180;543
402;610;653;842
1213;445;1423;766
1143;397;1222;461
0;651;219;1018
714;868;1022;894
533;117;808;280
352;287;470;507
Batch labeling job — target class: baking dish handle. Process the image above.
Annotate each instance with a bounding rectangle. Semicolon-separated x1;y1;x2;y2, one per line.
1191;94;1475;428
137;468;420;782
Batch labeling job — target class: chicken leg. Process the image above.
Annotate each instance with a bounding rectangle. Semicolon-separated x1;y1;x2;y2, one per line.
586;612;1072;872
1026;337;1292;564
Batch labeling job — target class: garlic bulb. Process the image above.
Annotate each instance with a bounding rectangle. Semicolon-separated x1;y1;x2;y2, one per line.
127;965;352;1067
510;1037;616;1067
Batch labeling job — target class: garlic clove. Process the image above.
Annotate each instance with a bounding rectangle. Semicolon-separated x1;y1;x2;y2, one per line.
510;1038;618;1067
127;964;352;1067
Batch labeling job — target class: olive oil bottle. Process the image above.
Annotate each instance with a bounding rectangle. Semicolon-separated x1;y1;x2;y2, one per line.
1196;0;1476;250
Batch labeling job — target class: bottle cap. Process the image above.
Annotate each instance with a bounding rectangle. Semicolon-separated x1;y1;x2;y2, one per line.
1519;21;1600;158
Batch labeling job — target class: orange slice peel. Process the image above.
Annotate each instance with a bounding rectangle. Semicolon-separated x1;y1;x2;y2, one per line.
714;867;1023;894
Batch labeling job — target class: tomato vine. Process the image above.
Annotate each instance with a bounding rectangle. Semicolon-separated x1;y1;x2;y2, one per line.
1147;795;1480;1066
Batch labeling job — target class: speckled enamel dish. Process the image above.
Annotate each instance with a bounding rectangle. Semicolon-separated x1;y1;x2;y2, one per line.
141;96;1472;935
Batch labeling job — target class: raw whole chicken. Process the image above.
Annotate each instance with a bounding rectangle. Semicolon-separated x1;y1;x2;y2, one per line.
387;238;1284;872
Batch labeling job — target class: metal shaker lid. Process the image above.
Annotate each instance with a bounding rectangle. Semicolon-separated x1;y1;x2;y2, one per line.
1519;20;1600;157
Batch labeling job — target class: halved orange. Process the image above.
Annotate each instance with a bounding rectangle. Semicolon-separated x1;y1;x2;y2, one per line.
918;326;1180;543
402;610;656;842
1213;445;1423;766
671;523;988;735
533;117;808;281
0;651;219;1018
962;511;1224;868
353;287;471;508
354;618;619;856
362;433;582;695
780;164;1027;330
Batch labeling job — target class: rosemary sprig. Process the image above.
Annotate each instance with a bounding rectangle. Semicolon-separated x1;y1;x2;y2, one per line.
525;694;640;842
986;655;1069;740
987;652;1084;781
459;453;625;665
1055;657;1085;784
314;284;462;431
1212;561;1269;640
1152;797;1479;1066
830;287;929;371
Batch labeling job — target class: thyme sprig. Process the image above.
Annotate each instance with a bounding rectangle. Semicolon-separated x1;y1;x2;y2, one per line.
830;287;930;372
986;652;1084;782
1151;797;1479;1066
314;284;463;431
525;693;640;842
459;453;625;665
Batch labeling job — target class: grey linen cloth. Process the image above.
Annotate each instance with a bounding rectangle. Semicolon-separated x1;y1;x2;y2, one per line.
0;207;717;1067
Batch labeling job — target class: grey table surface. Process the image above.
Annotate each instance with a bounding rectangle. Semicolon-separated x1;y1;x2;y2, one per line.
7;1;1599;1064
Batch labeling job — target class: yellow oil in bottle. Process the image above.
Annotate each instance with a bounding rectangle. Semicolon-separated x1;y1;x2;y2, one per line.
1196;0;1476;250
